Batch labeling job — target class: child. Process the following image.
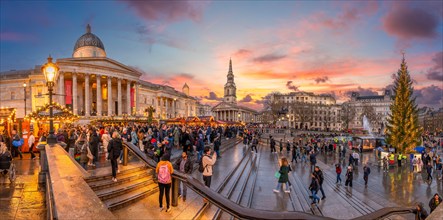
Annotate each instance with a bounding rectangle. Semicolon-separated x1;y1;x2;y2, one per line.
335;164;342;184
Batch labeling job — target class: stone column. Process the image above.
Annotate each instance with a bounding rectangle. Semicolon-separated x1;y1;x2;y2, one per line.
135;83;139;116
107;76;112;116
58;72;65;105
164;98;168;118
96;75;102;116
126;81;131;114
173;99;176;118
117;78;122;115
155;96;159;118
72;73;78;115
84;74;90;116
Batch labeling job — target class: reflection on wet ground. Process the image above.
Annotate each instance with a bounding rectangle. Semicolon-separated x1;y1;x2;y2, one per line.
0;154;46;220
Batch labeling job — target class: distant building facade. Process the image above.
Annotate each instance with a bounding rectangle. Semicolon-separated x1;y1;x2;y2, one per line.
348;90;392;133
272;92;342;131
419;107;443;134
0;25;200;122
212;59;257;123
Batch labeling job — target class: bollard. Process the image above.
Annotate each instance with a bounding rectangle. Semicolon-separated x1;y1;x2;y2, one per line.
171;177;179;207
123;146;128;166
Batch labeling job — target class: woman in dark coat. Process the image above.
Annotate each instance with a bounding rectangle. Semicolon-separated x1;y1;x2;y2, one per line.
429;193;442;213
345;166;353;187
75;134;89;169
108;131;122;182
273;157;291;193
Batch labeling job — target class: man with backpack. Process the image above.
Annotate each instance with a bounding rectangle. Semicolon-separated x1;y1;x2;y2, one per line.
156;154;174;212
313;166;325;200
174;152;192;202
363;163;371;186
201;147;217;188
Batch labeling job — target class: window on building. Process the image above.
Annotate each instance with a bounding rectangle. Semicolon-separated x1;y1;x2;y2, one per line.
10;91;15;100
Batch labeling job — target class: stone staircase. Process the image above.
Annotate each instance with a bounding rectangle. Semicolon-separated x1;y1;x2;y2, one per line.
85;166;158;210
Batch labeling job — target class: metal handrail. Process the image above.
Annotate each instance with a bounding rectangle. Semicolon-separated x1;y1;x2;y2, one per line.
122;141;415;220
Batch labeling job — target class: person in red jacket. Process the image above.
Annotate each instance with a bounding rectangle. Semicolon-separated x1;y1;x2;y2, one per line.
335;164;342;184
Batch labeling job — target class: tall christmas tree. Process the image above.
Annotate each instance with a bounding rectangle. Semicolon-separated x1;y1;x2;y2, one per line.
386;54;422;153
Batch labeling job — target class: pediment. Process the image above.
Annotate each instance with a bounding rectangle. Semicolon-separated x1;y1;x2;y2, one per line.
212;102;237;110
57;57;142;77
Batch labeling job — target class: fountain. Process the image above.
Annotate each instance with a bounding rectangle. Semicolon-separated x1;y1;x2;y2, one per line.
362;115;374;136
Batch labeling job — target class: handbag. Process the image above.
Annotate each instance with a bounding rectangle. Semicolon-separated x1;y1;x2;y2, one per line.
274;171;281;179
74;153;81;161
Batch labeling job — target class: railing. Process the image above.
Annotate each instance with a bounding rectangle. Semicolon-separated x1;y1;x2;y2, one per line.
123;140;416;220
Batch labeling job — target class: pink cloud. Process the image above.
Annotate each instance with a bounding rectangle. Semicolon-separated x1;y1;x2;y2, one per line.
0;32;35;42
120;0;208;23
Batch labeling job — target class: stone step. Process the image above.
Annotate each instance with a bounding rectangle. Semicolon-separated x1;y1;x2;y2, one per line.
85;165;148;183
104;182;159;211
88;169;152;191
95;176;155;201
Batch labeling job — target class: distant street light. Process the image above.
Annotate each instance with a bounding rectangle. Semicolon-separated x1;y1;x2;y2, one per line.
41;55;59;145
23;83;27;116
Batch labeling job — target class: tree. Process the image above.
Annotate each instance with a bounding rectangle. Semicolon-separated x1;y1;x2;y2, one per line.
386;56;422;153
362;105;377;125
290;101;314;130
262;91;284;124
341;102;356;131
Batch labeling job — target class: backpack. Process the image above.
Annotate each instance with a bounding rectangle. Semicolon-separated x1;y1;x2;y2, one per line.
198;155;209;173
12;139;23;148
157;164;171;184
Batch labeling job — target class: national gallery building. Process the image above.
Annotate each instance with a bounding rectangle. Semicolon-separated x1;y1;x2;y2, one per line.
0;25;211;126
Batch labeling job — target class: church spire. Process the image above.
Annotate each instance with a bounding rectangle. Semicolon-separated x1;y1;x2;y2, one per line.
228;58;233;74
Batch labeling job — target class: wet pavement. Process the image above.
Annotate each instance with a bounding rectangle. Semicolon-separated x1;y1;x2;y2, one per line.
0;153;46;220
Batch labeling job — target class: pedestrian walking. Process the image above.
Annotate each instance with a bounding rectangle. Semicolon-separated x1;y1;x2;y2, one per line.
363;163;371;186
417;158;423;173
279;139;283;154
313;166;325;199
436;156;442;180
89;129;100;166
251;136;258;153
273;157;291;193
156;154;174;212
174;152;192;202
291;146;298;163
309;151;317;170
270;136;276;153
286;140;291;154
11;133;23;159
335;164;342;184
383;156;388;172
108;131;122;182
345;166;353;187
213;133;221;158
426;162;433;183
429;193;442;213
309;173;320;205
28;131;36;159
398;152;403;167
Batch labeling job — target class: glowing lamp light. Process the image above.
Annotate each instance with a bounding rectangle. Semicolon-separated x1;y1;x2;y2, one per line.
41;55;59;86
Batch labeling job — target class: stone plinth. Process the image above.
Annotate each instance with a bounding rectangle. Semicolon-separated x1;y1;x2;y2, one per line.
45;144;115;219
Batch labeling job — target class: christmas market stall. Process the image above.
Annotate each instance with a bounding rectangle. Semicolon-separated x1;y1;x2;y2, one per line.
25;102;79;141
91;115;159;127
0;107;16;136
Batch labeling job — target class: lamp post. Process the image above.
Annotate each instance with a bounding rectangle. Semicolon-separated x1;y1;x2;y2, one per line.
41;56;59;145
23;82;27;116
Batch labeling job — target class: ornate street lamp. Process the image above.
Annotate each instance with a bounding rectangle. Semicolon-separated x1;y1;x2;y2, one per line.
41;55;59;144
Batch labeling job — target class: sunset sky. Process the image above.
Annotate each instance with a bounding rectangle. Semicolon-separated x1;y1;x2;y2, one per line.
1;1;442;109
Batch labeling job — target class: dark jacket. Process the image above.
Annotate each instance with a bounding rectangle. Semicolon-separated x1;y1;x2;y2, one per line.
413;202;428;220
278;165;290;183
346;169;353;180
89;133;100;149
75;141;89;163
313;170;324;185
363;166;371;177
108;138;123;159
429;194;442;213
174;157;193;174
309;177;319;192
